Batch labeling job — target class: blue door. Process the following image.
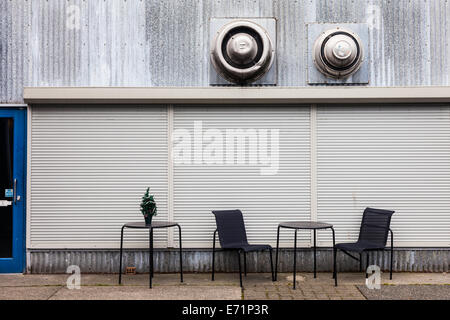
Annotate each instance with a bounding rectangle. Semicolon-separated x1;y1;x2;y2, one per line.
0;108;26;273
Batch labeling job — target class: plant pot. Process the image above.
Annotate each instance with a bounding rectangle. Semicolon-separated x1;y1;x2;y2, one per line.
144;215;153;226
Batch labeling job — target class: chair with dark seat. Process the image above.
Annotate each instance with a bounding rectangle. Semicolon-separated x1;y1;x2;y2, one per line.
334;207;395;285
211;209;274;287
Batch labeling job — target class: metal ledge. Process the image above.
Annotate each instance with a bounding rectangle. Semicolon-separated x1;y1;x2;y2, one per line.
24;86;450;104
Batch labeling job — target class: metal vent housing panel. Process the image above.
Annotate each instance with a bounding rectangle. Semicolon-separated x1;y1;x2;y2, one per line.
308;23;369;85
210;18;277;86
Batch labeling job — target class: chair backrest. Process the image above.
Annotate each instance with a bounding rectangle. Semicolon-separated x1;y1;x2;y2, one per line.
358;207;395;246
212;209;248;247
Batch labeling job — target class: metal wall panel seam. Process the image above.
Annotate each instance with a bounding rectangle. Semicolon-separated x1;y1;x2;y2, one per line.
310;104;317;248
26;104;32;272
167;104;174;247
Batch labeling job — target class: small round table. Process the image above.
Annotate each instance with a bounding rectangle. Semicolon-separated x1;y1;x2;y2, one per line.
275;221;336;288
118;221;183;288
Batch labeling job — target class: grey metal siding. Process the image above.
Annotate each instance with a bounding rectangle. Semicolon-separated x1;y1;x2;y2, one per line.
29;104;450;250
30;105;168;248
316;104;450;247
172;106;311;247
0;0;30;103
28;248;449;273
2;0;450;103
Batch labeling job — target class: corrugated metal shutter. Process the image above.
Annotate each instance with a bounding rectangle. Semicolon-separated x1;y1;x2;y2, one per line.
30;105;168;248
172;106;311;247
316;104;450;247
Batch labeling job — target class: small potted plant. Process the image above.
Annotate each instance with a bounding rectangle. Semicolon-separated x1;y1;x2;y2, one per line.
140;187;157;225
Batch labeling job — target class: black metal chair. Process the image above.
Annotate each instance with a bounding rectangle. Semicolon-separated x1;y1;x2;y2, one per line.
334;207;395;285
211;209;274;287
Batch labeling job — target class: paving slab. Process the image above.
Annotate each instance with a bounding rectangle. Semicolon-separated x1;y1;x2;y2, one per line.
0;286;62;300
96;273;243;287
282;272;450;285
0;274;67;287
50;285;241;300
357;284;450;300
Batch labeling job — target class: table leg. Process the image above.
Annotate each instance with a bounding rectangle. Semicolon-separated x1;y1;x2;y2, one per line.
313;229;317;279
118;226;125;284
293;229;297;289
149;228;153;288
275;225;281;281
390;231;394;280
212;230;217;281
152;230;155;278
178;225;183;283
331;227;337;286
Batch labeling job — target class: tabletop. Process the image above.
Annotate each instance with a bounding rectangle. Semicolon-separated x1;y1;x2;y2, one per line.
278;221;333;229
123;221;179;229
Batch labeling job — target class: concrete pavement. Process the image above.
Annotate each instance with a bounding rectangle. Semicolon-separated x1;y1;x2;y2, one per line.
0;272;448;300
357;285;450;300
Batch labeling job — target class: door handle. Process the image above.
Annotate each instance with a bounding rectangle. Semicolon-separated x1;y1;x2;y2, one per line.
13;179;20;204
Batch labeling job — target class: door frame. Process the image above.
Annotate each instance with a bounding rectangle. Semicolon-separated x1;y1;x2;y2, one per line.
0;106;27;273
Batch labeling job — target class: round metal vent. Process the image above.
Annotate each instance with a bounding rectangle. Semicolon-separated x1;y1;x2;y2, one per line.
210;20;275;84
313;27;364;78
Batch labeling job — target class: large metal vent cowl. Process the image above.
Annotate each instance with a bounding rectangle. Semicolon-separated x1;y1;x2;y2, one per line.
210;20;275;84
313;27;364;78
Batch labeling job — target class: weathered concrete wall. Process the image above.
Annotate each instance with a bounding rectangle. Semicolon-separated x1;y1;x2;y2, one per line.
28;248;449;274
1;0;450;103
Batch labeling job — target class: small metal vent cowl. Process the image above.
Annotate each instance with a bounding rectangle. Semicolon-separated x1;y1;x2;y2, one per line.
313;27;364;78
210;20;275;84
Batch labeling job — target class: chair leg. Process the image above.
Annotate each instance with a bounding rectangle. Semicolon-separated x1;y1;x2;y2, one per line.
359;253;362;272
275;225;281;281
390;235;394;280
331;227;336;281
244;252;247;277
237;250;243;288
365;251;369;278
269;249;274;281
212;231;216;281
334;247;338;286
390;251;393;280
332;251;336;279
